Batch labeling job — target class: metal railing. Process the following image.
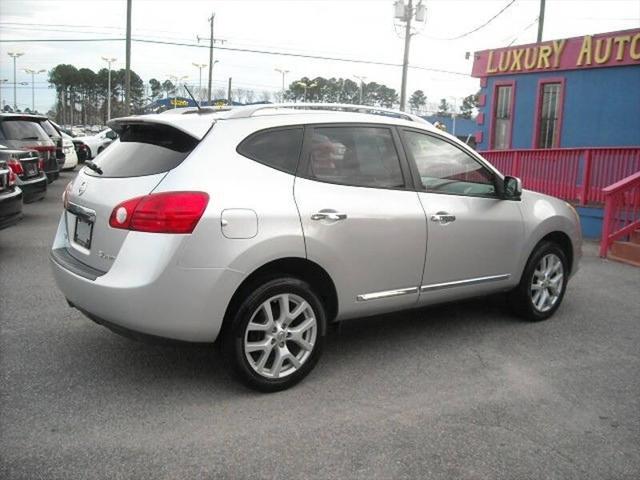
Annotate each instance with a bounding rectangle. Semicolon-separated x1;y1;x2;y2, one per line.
481;147;640;205
599;171;640;257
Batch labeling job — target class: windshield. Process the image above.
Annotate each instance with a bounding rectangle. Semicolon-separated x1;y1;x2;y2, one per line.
0;119;50;141
39;120;61;139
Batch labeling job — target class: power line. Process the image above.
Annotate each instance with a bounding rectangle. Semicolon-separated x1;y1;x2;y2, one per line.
0;36;471;77
434;0;517;41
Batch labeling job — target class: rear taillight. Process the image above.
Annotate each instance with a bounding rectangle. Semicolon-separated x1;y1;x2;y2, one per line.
8;169;17;186
62;181;72;209
28;145;55;160
109;191;209;234
7;158;24;176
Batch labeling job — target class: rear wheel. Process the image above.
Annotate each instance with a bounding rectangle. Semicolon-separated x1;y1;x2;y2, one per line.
509;241;568;321
223;277;326;392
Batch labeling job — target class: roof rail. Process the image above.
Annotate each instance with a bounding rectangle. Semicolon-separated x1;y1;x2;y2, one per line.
220;103;427;123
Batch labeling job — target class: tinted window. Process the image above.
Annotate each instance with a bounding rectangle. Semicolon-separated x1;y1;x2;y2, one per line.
87;123;199;178
0;119;49;141
403;131;496;197
39;120;61;139
237;128;303;174
308;127;404;188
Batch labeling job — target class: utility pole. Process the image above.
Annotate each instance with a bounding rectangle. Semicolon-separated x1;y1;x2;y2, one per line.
395;0;426;112
227;77;232;103
275;68;289;103
7;52;24;111
101;57;117;121
208;14;215;105
24;68;45;112
537;0;546;43
354;75;367;104
124;0;132;116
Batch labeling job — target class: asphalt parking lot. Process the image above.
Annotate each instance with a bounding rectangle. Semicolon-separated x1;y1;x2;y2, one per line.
1;172;639;479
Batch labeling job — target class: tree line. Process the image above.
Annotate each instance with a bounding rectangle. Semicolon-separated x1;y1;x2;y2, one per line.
45;64;477;124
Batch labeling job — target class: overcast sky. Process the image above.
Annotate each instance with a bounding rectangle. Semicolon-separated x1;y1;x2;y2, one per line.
1;0;638;113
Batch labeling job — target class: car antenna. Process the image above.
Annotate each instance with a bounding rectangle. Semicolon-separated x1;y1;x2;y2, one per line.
183;85;202;112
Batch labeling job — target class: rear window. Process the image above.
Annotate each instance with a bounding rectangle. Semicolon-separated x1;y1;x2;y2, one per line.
87;123;199;178
0;119;49;141
39;120;61;139
237;127;303;174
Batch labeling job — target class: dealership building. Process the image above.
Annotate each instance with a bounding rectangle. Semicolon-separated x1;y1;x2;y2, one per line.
472;28;640;150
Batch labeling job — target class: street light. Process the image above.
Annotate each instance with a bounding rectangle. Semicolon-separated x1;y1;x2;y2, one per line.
24;68;46;112
274;68;289;103
101;56;117;121
192;62;212;106
394;0;426;111
296;81;316;102
7;52;24;111
168;75;188;108
354;75;367;104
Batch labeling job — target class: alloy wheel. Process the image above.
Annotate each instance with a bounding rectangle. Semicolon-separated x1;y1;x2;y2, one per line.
530;253;564;313
243;293;317;379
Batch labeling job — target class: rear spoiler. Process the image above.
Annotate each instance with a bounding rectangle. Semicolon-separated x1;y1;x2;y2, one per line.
108;115;215;141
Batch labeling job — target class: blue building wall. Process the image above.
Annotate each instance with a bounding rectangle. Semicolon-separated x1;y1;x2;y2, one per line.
477;65;640;150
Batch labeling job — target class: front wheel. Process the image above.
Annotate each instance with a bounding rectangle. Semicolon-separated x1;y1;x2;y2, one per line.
223;277;326;392
509;241;569;321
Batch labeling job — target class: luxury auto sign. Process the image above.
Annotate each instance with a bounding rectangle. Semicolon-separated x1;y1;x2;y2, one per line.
471;28;640;77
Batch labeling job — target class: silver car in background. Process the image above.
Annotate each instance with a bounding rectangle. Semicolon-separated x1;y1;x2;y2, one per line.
50;104;581;391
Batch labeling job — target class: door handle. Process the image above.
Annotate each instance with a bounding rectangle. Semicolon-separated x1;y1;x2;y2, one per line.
430;212;456;225
311;211;347;221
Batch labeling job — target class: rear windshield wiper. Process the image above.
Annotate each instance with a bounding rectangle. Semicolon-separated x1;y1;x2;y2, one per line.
20;136;39;140
85;160;103;175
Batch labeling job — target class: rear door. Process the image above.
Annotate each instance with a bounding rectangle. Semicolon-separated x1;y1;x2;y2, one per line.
64;122;200;272
399;129;525;304
294;124;427;319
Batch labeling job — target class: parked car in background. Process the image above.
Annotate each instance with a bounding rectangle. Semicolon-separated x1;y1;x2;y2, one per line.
36;117;66;172
0;148;47;202
50;104;582;392
0;113;59;183
51;121;79;171
72;128;118;160
0;158;23;230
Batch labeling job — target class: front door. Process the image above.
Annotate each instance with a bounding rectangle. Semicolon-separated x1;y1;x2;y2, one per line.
400;129;525;304
294;125;427;319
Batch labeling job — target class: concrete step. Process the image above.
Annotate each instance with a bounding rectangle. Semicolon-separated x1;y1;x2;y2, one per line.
631;230;640;245
609;240;640;267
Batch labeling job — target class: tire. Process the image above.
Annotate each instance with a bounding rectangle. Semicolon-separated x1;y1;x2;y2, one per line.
509;241;569;321
223;277;327;392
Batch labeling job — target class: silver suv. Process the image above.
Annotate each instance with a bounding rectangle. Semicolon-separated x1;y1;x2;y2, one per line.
51;104;581;391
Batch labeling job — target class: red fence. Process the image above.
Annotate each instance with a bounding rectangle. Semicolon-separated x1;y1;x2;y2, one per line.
599;172;640;257
481;147;640;205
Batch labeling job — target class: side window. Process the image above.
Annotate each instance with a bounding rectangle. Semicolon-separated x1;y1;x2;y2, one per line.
237;128;303;174
308;126;404;189
402;130;497;197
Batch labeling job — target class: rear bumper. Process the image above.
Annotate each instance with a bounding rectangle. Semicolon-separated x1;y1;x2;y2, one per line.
0;187;23;230
17;174;47;203
49;214;245;342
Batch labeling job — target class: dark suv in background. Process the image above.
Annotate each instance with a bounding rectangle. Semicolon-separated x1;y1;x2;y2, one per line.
0;157;23;230
0;149;47;203
0;114;60;183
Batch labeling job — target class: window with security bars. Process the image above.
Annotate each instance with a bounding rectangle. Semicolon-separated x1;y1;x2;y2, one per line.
537;83;562;149
492;85;512;150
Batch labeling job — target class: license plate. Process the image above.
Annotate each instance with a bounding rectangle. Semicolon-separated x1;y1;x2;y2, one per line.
74;216;93;249
26;165;37;177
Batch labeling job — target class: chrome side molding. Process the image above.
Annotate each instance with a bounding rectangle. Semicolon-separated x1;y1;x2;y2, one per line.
356;286;419;302
420;274;511;292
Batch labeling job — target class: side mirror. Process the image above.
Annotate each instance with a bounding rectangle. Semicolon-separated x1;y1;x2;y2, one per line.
502;176;522;200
